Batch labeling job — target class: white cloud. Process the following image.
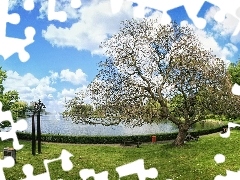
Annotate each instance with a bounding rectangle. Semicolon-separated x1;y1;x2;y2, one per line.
196;30;238;64
41;0;239;58
2;69;89;113
42;0;135;54
3;71;57;103
5;71;39;87
40;0;166;55
58;86;87;100
8;0;22;10
181;21;238;65
204;6;240;42
49;70;59;84
60;69;87;85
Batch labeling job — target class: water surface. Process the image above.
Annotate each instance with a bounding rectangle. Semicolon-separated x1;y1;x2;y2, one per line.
18;115;225;136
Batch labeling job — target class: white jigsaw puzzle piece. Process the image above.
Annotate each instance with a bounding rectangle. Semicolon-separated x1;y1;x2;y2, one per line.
22;149;73;180
79;169;108;180
48;0;82;22
110;0;124;14
205;0;240;36
0;101;28;150
23;0;35;11
22;164;50;180
0;0;36;62
0;156;15;180
116;159;158;180
219;122;240;138
71;0;82;9
207;0;240;22
114;0;183;25
215;83;240;180
110;0;240;33
232;83;240;96
110;0;207;28
182;0;207;29
215;170;240;180
48;0;67;22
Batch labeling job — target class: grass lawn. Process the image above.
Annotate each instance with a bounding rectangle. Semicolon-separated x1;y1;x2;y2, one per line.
2;130;240;179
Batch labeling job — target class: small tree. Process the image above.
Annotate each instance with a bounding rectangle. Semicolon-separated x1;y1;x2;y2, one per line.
64;19;237;146
0;67;26;128
228;60;240;85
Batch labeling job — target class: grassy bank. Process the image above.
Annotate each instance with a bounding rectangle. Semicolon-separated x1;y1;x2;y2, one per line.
2;129;240;179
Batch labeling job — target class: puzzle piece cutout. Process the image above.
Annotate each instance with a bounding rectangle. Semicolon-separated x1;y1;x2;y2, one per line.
71;0;82;9
79;159;158;180
219;83;240;139
22;149;73;180
215;170;240;180
232;83;240;96
110;0;240;36
0;0;36;62
2;0;240;62
79;169;108;180
48;0;82;22
24;0;35;11
0;156;15;180
206;0;240;36
110;0;207;29
0;101;28;150
116;159;158;180
213;84;240;179
219;122;240;138
1;0;240;61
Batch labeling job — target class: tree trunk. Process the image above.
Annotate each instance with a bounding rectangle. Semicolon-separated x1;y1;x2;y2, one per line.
173;124;189;146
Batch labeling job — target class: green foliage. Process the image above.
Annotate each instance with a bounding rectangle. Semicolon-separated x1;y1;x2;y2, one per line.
63;91;96;122
0;67;27;127
65;20;237;145
0;90;19;111
69;104;93;118
228;60;240;85
142;99;162;121
0;67;7;94
11;101;28;118
168;94;184;118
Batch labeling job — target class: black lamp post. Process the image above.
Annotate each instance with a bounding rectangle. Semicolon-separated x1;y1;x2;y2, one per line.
31;110;36;155
31;99;46;155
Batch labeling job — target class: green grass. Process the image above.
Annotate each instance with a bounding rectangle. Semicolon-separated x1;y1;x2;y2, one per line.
2;130;240;179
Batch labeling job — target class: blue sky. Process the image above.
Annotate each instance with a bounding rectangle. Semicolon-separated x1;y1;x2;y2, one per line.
1;0;240;113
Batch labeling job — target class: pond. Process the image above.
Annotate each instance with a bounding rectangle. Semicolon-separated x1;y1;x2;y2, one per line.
17;115;226;136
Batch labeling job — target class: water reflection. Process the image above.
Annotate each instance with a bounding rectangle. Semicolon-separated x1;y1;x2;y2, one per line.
23;115;178;136
20;115;225;136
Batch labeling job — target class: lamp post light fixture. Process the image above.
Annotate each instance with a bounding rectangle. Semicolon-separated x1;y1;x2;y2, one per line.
31;99;46;155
